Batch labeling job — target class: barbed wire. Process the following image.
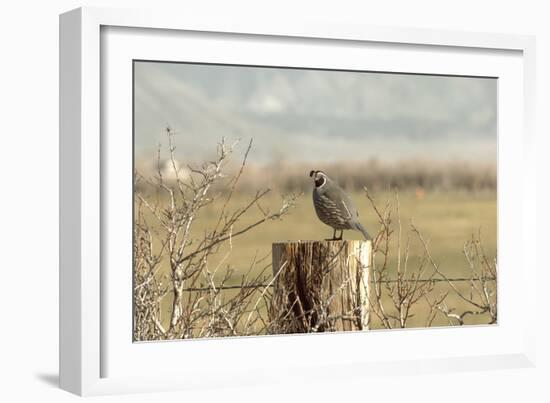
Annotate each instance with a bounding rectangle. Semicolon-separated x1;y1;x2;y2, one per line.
180;276;497;293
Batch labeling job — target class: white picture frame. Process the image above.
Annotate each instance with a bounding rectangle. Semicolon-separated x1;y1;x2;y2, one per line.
59;6;537;396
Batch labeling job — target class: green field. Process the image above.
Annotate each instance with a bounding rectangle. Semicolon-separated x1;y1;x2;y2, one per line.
137;188;497;332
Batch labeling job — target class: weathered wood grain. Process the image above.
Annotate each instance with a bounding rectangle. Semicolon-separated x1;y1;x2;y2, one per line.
269;240;372;334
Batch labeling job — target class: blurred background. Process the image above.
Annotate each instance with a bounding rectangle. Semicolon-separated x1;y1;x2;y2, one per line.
134;61;497;327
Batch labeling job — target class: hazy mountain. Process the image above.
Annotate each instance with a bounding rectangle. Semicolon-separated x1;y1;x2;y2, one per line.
134;62;497;164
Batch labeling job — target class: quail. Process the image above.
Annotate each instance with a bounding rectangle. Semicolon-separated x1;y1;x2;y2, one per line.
310;170;370;240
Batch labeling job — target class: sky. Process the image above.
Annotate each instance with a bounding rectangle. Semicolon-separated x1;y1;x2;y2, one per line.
134;61;497;164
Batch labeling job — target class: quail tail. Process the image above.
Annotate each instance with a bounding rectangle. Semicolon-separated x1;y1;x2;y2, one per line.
355;222;371;240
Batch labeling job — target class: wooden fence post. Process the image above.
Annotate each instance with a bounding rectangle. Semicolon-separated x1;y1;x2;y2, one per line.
269;240;372;334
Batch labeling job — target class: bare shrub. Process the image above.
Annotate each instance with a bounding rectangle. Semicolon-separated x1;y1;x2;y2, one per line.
425;232;498;326
364;189;439;329
133;128;297;341
363;188;497;329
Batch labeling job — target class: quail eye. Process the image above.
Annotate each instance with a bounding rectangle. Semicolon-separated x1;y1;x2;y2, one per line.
315;176;326;187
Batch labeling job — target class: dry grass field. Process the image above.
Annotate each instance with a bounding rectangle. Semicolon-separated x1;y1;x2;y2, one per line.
136;183;497;332
187;189;496;279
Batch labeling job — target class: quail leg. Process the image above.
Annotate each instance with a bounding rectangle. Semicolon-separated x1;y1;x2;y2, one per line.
326;228;337;241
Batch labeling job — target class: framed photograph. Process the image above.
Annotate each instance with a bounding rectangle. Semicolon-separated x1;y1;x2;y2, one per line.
60;7;537;396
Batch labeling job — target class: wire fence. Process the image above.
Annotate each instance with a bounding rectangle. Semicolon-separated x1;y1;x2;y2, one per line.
180;276;497;293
